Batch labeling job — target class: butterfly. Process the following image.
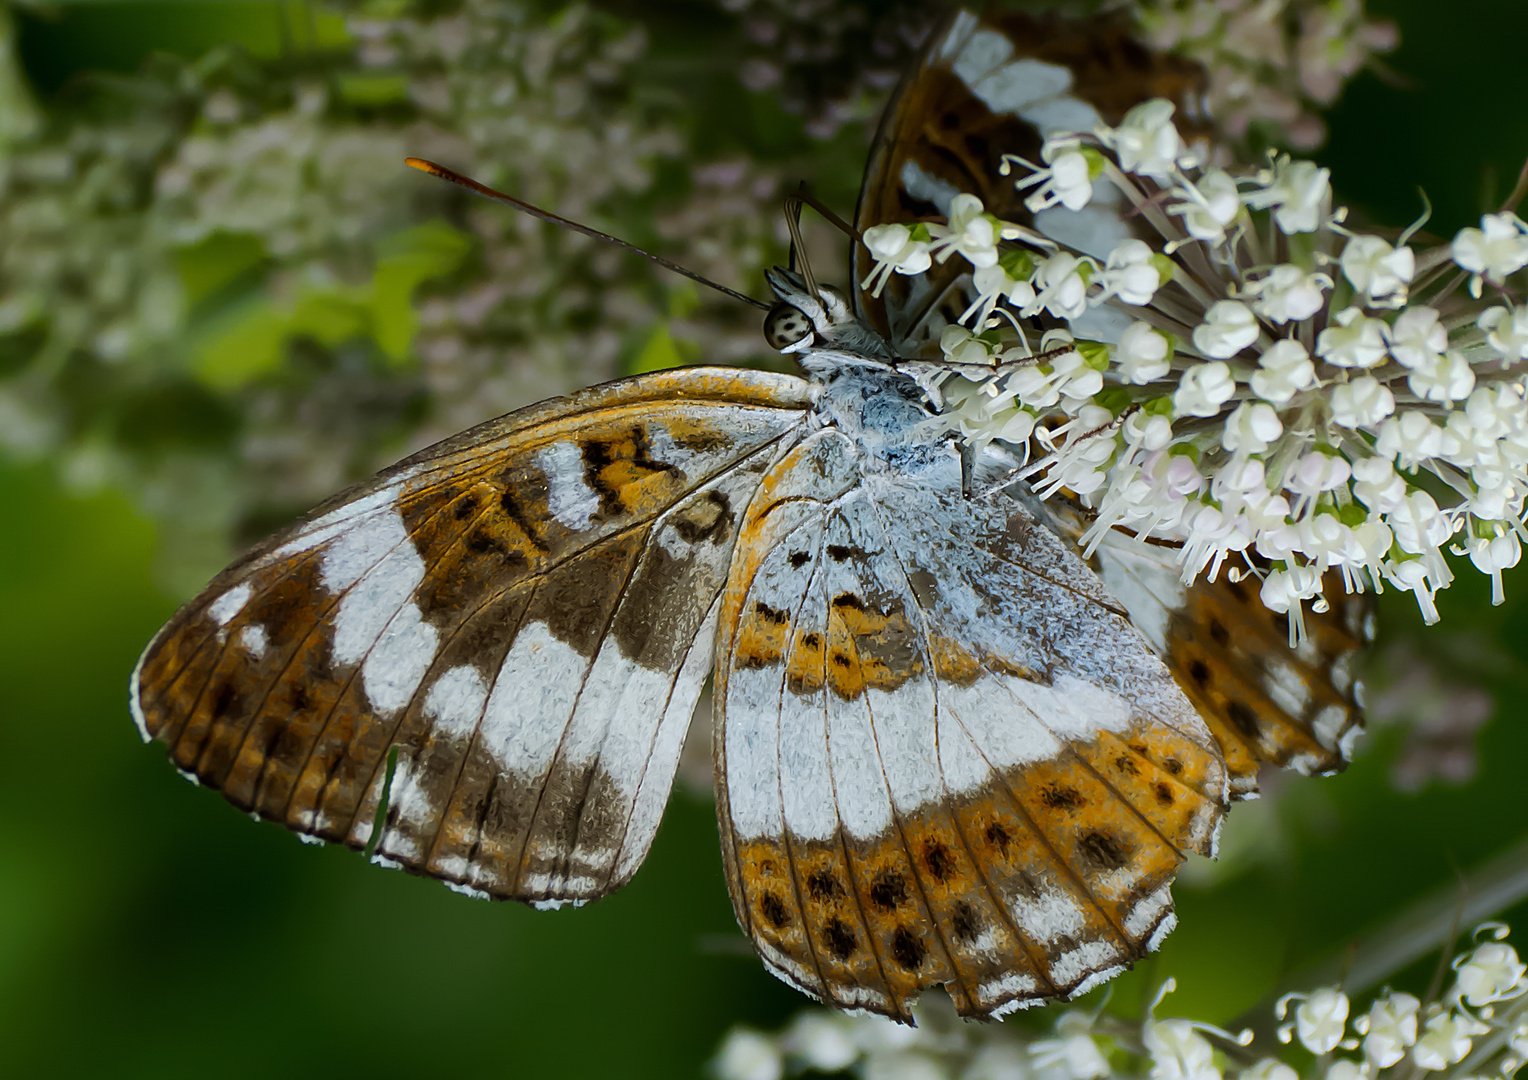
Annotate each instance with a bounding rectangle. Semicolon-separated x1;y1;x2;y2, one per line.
130;6;1368;1023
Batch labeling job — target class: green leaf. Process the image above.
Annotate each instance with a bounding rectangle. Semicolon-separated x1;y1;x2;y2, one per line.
188;220;473;390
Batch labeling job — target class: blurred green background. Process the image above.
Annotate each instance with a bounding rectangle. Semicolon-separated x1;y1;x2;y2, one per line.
2;1;1527;1077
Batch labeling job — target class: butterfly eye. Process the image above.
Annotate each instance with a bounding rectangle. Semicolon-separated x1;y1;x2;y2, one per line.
763;302;812;350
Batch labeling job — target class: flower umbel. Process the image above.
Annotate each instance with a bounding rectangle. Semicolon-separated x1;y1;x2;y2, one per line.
856;92;1528;630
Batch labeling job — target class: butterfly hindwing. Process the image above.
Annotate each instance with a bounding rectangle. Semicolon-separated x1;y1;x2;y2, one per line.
1090;534;1370;796
714;431;1227;1020
132;367;813;905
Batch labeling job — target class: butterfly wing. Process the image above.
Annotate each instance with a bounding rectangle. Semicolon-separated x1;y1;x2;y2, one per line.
713;431;1226;1020
1088;534;1370;797
132;367;813;905
852;6;1210;347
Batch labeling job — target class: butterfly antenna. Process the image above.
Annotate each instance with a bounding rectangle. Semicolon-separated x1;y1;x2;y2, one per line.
783;185;823;303
405;158;771;311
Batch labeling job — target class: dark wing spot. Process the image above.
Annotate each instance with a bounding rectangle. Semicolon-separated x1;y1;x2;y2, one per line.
1155;782;1176;807
802;632;821;649
824;918;857;960
890;926;927;970
452;493;477;520
951;901;981;944
985;822;1012;855
1162;757;1183;775
752;601;789;626
922;839;955;882
826;544;852;562
830;652;852;669
1189;659;1211;686
1227;700;1261;739
869;870;908;911
211;681;239;719
759;892;790;928
1041;785;1084;811
789;551;810;569
831;593;865;611
1078;831;1129;872
806;869;844;902
1209;619;1230;646
1114;753;1140;776
498;488;548;552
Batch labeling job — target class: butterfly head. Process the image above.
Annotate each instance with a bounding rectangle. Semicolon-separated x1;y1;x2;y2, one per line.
764;267;894;366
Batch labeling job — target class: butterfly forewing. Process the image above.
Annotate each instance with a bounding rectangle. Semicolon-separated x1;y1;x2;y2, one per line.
714;430;1227;1020
852;7;1210;348
132;367;813;905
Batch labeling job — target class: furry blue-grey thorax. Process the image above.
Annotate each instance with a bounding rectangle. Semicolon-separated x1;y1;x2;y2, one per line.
764;266;945;473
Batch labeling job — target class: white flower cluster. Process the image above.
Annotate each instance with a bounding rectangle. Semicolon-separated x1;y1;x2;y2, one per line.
860;99;1528;632
713;926;1528;1080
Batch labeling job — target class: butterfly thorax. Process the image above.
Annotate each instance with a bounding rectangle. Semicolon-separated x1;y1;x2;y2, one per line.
765;265;950;473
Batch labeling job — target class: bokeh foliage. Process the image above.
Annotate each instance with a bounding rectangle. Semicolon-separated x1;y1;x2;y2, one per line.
1;1;1526;1077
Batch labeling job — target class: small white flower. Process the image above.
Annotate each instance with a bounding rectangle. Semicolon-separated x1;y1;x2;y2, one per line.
1245;156;1331;234
1341;234;1415;304
1367;416;1427;481
1251;339;1316;403
1294;988;1350;1054
1407;349;1476;405
1097;239;1163;305
1390;489;1456;553
714;1029;784;1080
1289;451;1352;496
1324;1060;1365;1080
1023;252;1091;321
1454;941;1528;1005
1478;304;1528;361
1020;140;1098;213
1330;375;1395;427
860;222;932;297
1452;211;1528;285
1352;456;1407;512
1316;306;1388;368
1144;1019;1221;1080
1107;98;1182;179
1412;1010;1489;1070
1170;169;1242;244
1193;300;1260;358
1116;321;1172;383
1222;401;1283;453
941;325;997;366
1464;530;1522;605
1245;264;1331;324
928;193;1001;269
1031;1011;1111;1080
1260;565;1322;614
1125;409;1174;451
1467;382;1526;439
1175;361;1236;416
1356;992;1419;1068
782;1013;859;1073
1388;305;1447;368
